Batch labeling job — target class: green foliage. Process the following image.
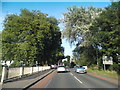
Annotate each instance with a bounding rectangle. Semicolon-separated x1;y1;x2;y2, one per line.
97;57;103;70
0;63;2;77
109;64;120;71
90;2;120;64
88;68;119;79
64;61;70;66
2;9;63;66
63;6;102;66
10;61;21;67
74;45;97;66
65;55;70;62
0;32;2;61
89;64;98;70
63;2;120;68
63;6;102;44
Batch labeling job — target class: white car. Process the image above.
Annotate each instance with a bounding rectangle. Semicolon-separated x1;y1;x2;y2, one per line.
51;65;57;69
57;66;67;73
75;66;87;74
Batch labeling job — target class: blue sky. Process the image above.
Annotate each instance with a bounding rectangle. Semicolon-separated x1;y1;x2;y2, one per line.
0;2;112;57
1;0;113;2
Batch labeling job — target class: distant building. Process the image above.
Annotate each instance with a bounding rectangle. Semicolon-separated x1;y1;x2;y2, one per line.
62;58;67;62
70;59;75;63
58;62;64;66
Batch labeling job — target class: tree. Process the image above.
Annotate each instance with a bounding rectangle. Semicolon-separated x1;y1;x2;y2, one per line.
90;2;120;65
66;55;70;62
0;32;2;61
63;2;120;69
63;6;102;66
2;9;63;66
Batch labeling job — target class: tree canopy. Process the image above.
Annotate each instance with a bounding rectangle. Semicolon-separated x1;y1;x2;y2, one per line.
90;2;120;64
2;9;64;66
63;2;120;69
63;6;102;65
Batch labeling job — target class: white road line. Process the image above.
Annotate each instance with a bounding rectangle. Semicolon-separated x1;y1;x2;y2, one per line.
74;76;83;84
70;73;73;76
70;72;83;84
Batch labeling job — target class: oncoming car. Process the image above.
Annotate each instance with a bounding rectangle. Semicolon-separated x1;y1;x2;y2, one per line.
75;65;87;74
57;66;67;73
51;65;57;69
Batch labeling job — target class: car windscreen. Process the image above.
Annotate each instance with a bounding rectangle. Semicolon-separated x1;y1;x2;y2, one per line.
78;67;85;69
58;66;65;67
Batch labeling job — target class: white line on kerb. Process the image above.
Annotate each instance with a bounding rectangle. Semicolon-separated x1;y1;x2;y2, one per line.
74;76;83;84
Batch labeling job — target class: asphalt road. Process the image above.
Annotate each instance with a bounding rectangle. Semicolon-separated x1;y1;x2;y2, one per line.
45;69;119;88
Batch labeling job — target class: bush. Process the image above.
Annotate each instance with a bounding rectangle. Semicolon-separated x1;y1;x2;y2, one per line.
89;64;99;70
109;64;120;71
98;57;103;70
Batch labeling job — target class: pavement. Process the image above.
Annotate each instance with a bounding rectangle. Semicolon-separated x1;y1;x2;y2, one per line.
1;69;54;90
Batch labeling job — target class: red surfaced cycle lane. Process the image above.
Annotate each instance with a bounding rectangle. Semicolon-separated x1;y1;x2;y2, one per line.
28;70;57;89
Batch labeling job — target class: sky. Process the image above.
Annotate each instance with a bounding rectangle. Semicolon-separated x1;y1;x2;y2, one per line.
0;1;112;57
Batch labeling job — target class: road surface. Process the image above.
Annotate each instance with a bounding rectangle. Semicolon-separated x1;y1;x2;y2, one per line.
30;69;119;89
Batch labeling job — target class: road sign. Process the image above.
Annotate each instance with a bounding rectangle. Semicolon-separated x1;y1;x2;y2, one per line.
103;56;113;65
103;60;113;65
102;56;113;70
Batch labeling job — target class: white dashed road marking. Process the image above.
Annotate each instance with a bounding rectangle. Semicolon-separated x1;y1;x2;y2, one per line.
70;73;73;76
70;72;83;84
74;76;83;84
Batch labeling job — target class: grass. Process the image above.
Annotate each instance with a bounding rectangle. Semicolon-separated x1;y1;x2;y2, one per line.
87;68;119;79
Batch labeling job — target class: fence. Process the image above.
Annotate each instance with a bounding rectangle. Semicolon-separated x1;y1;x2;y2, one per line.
0;66;50;83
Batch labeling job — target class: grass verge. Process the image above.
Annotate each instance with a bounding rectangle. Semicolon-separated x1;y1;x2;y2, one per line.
87;68;119;79
0;65;2;77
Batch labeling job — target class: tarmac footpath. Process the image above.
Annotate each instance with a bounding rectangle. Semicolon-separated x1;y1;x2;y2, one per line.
1;69;54;90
